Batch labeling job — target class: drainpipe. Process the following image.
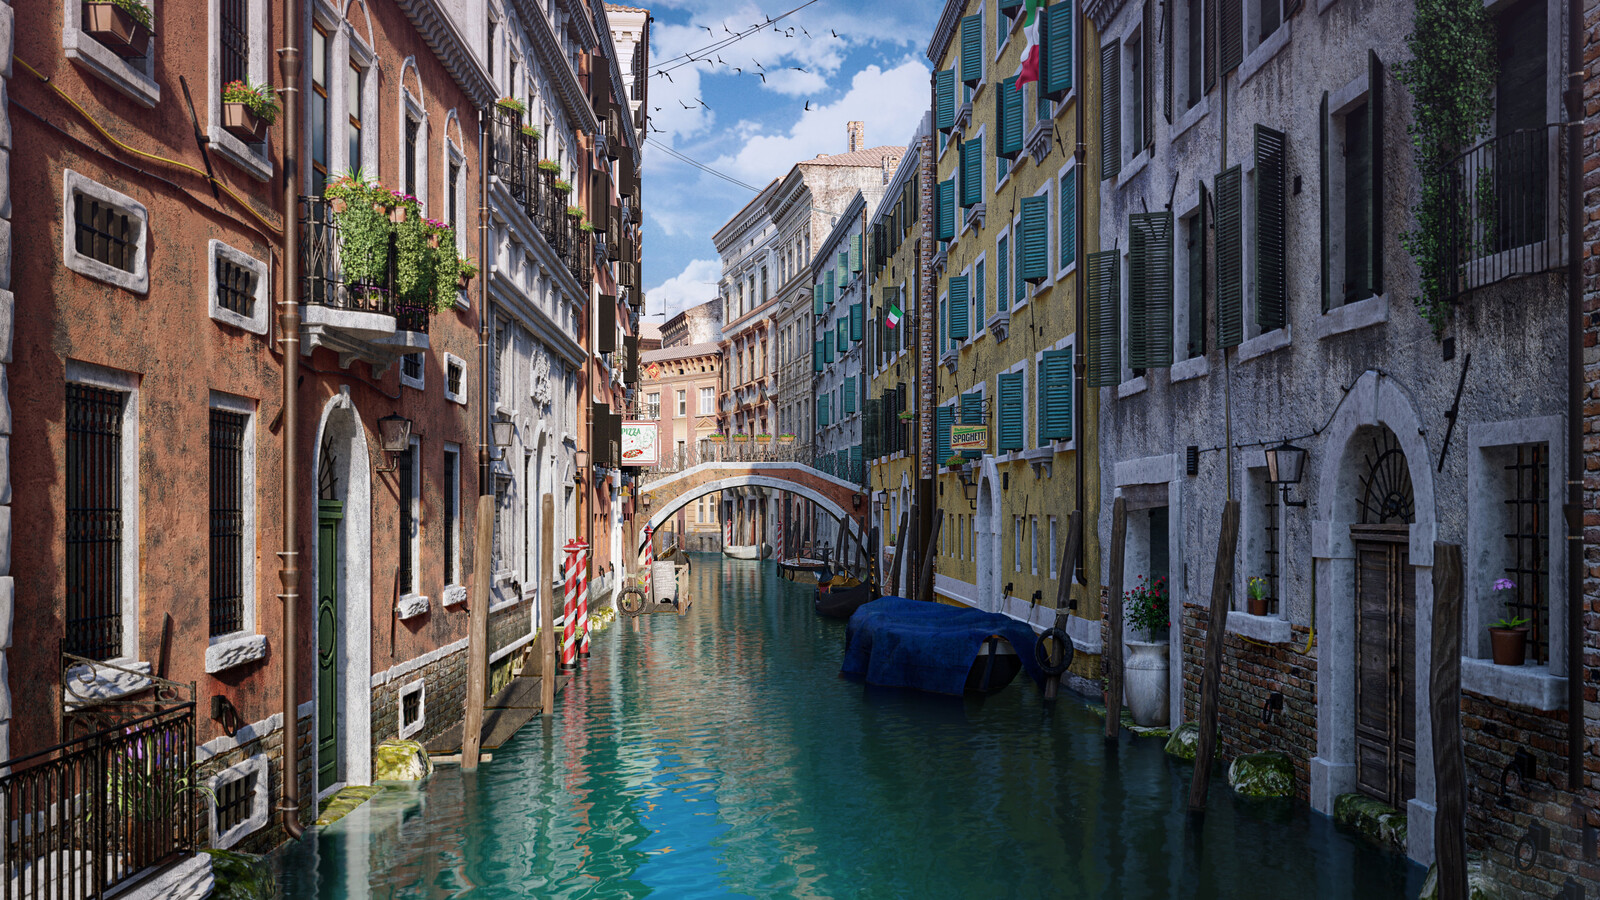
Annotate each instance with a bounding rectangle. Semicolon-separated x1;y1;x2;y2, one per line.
1563;0;1582;791
1072;1;1086;588
275;1;305;841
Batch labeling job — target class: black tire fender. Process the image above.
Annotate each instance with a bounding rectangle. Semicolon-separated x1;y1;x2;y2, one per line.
1035;627;1074;676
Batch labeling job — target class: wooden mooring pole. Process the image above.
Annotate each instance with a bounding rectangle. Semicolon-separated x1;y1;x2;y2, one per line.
1431;542;1467;900
917;509;944;602
1188;499;1240;814
460;493;496;770
1104;501;1126;737
887;510;909;595
1044;510;1084;705
541;493;556;716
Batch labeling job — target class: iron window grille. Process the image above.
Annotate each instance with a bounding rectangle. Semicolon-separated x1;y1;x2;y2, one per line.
74;193;136;273
402;352;423;383
215;255;256;318
214;769;257;835
446;358;463;398
1504;442;1550;664
220;0;248;87
66;384;125;661
401;688;421;730
209;409;247;637
1263;487;1280;615
398;446;415;595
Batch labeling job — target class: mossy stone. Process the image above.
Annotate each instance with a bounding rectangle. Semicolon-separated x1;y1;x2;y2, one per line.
1165;722;1200;761
204;849;274;900
314;785;382;827
1334;792;1408;850
373;739;432;782
1226;752;1295;798
1416;856;1504;900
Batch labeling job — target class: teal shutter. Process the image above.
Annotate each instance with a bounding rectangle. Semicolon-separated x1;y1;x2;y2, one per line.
824;330;835;363
849;445;863;481
1038;348;1074;442
1215;164;1243;348
936;405;954;462
1020;194;1049;282
838;251;848;273
843;377;857;414
1014;224;1026;306
999;0;1023;14
948;275;970;341
826;269;835;307
836;323;846;351
960;138;983;207
818;395;830;427
997;235;1010;316
1128;211;1174;369
937;179;956;241
936;69;956;132
999;77;1023;159
1043;4;1073;100
960;391;984;458
1060;168;1077;269
850;302;863;341
1220;0;1242;73
1254;124;1287;332
814;339;823;372
851;235;862;272
813;288;824;316
1086;250;1121;387
960;15;983;86
864;398;881;459
997;372;1025;451
1100;42;1121;181
975;262;987;322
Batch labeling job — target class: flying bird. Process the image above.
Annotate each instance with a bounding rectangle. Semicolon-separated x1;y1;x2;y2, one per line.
758;72;767;83
753;60;765;70
724;23;734;34
831;28;840;37
661;71;674;82
700;24;713;34
678;100;693;108
716;55;726;64
804;100;813;111
698;98;712;109
733;67;742;73
791;66;808;73
800;25;811;37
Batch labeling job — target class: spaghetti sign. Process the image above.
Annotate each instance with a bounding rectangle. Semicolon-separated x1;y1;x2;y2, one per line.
950;423;989;452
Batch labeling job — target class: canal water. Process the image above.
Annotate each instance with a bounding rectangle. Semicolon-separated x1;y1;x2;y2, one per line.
272;554;1424;899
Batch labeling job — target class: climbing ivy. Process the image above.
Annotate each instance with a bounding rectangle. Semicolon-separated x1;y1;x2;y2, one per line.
1394;0;1497;333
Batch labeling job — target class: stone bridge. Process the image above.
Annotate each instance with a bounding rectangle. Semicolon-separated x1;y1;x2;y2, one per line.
635;461;867;556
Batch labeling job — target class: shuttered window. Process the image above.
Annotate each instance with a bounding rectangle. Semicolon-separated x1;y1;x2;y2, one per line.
813;287;824;316
961;137;983;207
1220;0;1243;73
824;331;835;363
1044;4;1073;99
960;391;984;458
850;302;863;341
864;398;881;459
937;405;955;463
1100;43;1121;180
1187;183;1209;358
960;14;984;86
814;339;824;372
826;270;836;307
999;77;1024;159
997;372;1025;451
1060;168;1077;269
1038;348;1074;443
1215;164;1244;348
948;275;970;341
1014;222;1027;306
838;251;849;273
936;69;957;132
975;262;988;323
1086;250;1121;387
1128;211;1175;369
818;394;830;427
843;377;857;414
1020;194;1050;283
937;179;956;241
850;235;862;272
1142;0;1156;147
997;235;1010;318
1254;124;1287;331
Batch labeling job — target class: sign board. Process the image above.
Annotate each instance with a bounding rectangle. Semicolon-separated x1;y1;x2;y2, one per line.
620;420;659;466
950;423;989;451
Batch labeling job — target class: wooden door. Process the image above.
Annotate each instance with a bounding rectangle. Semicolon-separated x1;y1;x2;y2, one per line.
1352;524;1416;808
317;500;342;792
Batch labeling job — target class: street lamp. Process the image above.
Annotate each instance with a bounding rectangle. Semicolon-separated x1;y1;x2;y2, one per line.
642;492;652;510
374;413;412;472
852;492;863;510
491;412;515;449
1264;441;1308;508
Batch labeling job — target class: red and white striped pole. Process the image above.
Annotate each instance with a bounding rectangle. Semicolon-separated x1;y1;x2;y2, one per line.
561;540;580;670
643;525;654;599
575;539;591;658
775;506;784;560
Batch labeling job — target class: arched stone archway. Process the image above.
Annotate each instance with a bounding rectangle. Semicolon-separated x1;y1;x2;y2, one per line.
640;475;865;559
974;456;1002;610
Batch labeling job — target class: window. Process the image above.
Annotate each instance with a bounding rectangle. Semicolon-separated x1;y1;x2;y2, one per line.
699;387;715;416
220;0;248;86
448;157;462;232
209;240;270;334
1180;0;1205;111
401;352;425;390
1014;517;1023;571
1126;30;1144;158
210;0;271;178
214;768;256;835
206;754;269;850
1243;466;1281;615
1049;516;1060;578
677;390;687;417
1180;202;1207;359
1031;517;1040;575
974;261;987;328
209;409;247;637
65;383;127;660
65;171;148;293
443;446;460;586
405;115;421;198
398;679;426;739
1037;346;1073;444
1491;0;1550;252
1320;56;1384;311
348;61;366;174
398;442;418;596
444;354;467;405
310;24;331;194
646;392;661;420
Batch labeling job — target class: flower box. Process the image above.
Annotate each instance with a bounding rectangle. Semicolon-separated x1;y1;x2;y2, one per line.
222;102;268;143
83;2;152;59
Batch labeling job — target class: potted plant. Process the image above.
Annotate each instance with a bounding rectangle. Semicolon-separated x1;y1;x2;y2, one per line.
425;217;448;249
1488;578;1528;666
1123;575;1170;727
388;191;417;224
554;179;574;195
221;79;280;143
457;256;478;290
83;0;152;58
324;177;389;288
537;159;562;176
1246;575;1270;617
495;96;526;114
565;205;585;219
945;454;965;470
521;125;542;140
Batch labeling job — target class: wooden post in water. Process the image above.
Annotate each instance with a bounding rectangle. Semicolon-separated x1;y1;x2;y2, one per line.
1044;511;1084;704
1431;542;1467;900
887;510;910;595
461;493;496;769
541;494;556;716
1188;499;1240;813
1104;501;1126;737
917;509;944;602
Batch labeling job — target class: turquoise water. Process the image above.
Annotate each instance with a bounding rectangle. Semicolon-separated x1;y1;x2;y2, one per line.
272;554;1423;899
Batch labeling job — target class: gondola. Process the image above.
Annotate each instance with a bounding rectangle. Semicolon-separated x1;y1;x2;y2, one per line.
814;574;875;619
777;556;829;582
722;542;771;560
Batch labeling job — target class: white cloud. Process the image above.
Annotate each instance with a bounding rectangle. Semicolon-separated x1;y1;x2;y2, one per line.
646;258;722;319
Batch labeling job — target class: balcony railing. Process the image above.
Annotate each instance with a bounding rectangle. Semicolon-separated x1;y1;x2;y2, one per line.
1430;123;1567;304
299;196;429;333
489;105;529;204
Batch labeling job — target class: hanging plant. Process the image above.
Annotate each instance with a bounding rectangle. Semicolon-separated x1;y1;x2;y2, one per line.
393;196;438;309
553;179;573;194
221;78;281;125
325;178;390;287
1394;0;1497;334
458;256;479;281
521;125;543;140
537;159;562;174
581;222;596;233
431;225;462;310
565;205;585;219
495;96;526;114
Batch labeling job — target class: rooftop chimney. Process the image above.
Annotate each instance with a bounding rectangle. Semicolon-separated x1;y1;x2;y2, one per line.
847;121;865;153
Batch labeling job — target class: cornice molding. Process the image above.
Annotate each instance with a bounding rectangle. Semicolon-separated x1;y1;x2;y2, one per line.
560;0;600;49
1085;0;1128;33
510;0;601;137
589;0;642;166
927;0;967;66
393;0;496;106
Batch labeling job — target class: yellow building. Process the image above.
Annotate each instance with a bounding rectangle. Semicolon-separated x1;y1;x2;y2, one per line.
927;0;1103;683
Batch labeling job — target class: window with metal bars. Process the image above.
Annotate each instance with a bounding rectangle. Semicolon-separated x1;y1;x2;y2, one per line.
1263;486;1280;615
215;770;256;834
443;448;459;585
216;256;255;318
1504;443;1550;664
401;688;422;731
210;410;247;637
66;384;125;660
446;358;463;399
74;193;136;273
398;445;415;595
402;353;423;384
220;0;249;87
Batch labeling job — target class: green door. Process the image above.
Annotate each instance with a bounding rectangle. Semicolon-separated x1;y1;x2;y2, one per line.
317;500;342;792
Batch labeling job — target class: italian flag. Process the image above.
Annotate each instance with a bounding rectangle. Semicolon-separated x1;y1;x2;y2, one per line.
1016;0;1043;90
885;302;903;329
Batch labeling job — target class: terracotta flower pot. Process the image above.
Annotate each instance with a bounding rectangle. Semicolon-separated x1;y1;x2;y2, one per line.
428;233;441;249
222;101;267;143
1489;626;1529;667
83;2;152;59
329;197;347;214
389;207;408;224
1247;594;1269;617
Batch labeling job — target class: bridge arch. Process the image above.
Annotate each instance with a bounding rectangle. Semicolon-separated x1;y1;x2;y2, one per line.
637;463;867;557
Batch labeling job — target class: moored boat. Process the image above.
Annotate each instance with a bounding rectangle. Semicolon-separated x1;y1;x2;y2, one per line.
777;556;829;582
723;543;771;560
814;576;875;619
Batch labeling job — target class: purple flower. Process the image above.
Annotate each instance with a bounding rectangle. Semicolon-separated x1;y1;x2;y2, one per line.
1493;578;1516;592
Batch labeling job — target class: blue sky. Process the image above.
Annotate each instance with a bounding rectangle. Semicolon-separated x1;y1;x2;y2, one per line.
639;1;941;321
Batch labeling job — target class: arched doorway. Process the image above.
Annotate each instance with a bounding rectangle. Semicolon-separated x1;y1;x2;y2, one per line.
974;458;1001;611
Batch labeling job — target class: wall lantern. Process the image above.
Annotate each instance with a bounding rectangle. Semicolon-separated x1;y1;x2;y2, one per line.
642;492;652;510
1264;441;1308;508
374;413;412;472
852;492;863;510
491;412;515;448
956;465;979;508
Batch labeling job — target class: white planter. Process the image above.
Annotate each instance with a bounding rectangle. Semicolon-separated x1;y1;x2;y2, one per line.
1123;639;1170;727
651;561;677;604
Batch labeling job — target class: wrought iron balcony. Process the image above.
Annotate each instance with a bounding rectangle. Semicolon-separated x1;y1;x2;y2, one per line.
489;105;529;205
1429;124;1567;304
298;196;430;370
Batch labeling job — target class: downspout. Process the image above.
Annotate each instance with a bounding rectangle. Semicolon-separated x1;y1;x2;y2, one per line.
478;115;492;563
1563;0;1583;791
275;0;305;841
1072;1;1086;588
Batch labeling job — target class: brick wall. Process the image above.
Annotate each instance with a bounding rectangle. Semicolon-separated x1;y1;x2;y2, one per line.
194;712;315;855
1580;0;1600;883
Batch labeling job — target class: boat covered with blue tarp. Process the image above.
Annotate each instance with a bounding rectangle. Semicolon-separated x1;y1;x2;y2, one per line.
840;596;1047;696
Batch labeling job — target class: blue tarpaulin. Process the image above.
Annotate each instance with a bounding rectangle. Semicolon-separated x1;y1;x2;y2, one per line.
840;596;1047;696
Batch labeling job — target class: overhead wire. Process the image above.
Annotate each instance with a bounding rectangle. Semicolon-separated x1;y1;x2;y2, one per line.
651;0;825;77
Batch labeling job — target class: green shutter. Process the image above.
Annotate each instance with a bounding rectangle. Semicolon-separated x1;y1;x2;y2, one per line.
1143;0;1155;148
1100;42;1121;181
864;398;881;459
1220;0;1242;73
826;269;835;306
999;0;1023;14
814;338;823;372
936;405;954;462
1087;250;1121;387
1128;211;1174;368
961;136;983;207
818;394;830;427
1060;168;1077;269
976;261;988;321
999;77;1023;159
1215;164;1243;348
960;14;983;86
1254;124;1287;332
838;251;849;273
1162;0;1173;123
1369;50;1384;297
1020;194;1049;282
960;391;983;458
836;323;846;351
948;274;970;341
849;444;863;480
1038;348;1074;443
937;179;956;241
850;302;863;341
813;287;824;316
825;330;836;363
1015;223;1027;305
997;235;1010;316
936;69;957;132
1319;91;1330;313
843;377;857;414
1043;4;1073;100
997;371;1025;451
851;235;862;272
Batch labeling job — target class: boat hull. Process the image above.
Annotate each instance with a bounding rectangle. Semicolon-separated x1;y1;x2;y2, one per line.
815;582;875;619
723;543;771;560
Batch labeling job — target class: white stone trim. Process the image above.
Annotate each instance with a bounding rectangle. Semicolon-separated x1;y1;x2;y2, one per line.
208;390;259;643
196;700;313;762
370;637;468;688
1460;658;1567;711
396;678;425;739
1170;354;1208;383
400;352;426;391
207;241;270;334
398;57;429;212
1225;610;1293;643
443;353;468;404
1234;324;1291;363
442;584;467;607
1316;293;1388;340
205;753;269;849
62;170;148;294
207;0;273;181
490;629;534;664
63;659;151;706
204;633;267;674
62;0;160;107
65;360;140;660
395;593;429;620
1237;17;1291;87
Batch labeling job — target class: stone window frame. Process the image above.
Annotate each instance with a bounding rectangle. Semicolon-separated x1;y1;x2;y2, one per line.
65;360;142;665
1230;450;1292;643
205;753;269;850
1170;189;1210;382
400;353;426;392
994;355;1029;460
63;0;160;106
1316;67;1390;338
1234;154;1293;364
398;435;428;619
397;57;430;213
443;353;467;405
397;678;426;739
208;0;273;181
1032;332;1078;456
204;391;269;674
63;170;149;295
208;240;270;335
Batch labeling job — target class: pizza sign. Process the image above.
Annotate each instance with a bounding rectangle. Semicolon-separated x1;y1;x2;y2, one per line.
620;421;659;466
